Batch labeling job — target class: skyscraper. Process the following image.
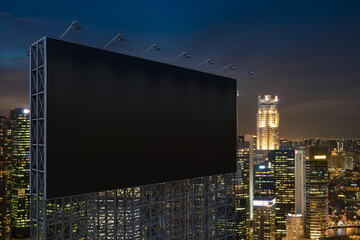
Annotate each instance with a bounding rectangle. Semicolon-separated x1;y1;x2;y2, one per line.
0;116;11;239
253;197;276;240
304;147;329;239
235;138;251;239
257;95;279;164
270;149;295;239
244;134;256;220
10;108;30;238
295;146;306;215
254;161;274;197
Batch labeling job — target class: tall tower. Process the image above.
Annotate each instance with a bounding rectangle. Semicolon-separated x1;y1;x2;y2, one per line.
235;139;250;239
304;147;329;239
254;161;274;197
244;134;256;220
10;108;30;238
0;116;11;239
270;149;295;239
257;95;279;153
253;197;276;240
295;146;306;215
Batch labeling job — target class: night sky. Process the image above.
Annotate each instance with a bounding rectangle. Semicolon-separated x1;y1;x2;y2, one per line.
0;0;359;139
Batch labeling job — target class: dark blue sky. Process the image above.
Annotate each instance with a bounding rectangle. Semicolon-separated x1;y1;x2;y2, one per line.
0;0;359;138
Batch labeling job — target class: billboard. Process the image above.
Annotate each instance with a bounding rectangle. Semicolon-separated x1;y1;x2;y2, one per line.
42;37;236;198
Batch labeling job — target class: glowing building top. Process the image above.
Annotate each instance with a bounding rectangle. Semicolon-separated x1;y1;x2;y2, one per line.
257;95;279;150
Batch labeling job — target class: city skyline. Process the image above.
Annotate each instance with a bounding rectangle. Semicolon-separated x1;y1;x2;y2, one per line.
1;2;360;239
0;1;359;139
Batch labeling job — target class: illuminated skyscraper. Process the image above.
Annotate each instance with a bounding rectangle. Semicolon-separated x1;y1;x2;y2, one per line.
253;197;276;240
254;161;274;197
270;149;295;239
0;116;11;239
257;95;279;153
235;138;250;239
10;108;30;238
304;147;329;239
295;146;306;215
244;134;256;220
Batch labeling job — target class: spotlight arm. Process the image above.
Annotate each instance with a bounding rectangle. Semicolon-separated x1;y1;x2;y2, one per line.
103;33;125;49
215;64;236;74
194;58;214;69
59;24;73;39
139;43;158;57
169;51;187;62
59;20;81;39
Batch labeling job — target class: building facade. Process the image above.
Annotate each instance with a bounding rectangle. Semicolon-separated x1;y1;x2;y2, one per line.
254;161;274;197
256;95;279;152
253;198;276;240
270;149;296;239
235;138;251;239
10;108;30;238
295;146;306;215
243;134;256;220
304;147;329;239
286;214;303;240
0;116;11;239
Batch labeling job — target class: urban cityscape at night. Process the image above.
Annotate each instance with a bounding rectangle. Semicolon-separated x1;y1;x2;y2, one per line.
1;1;359;240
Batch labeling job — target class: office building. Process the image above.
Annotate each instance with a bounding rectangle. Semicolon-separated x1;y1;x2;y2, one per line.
0;116;11;239
10;108;30;238
270;149;295;239
235;198;248;239
286;213;303;240
295;146;306;215
256;95;279;153
253;197;276;240
244;134;256;219
254;161;274;197
235;139;250;239
304;147;329;239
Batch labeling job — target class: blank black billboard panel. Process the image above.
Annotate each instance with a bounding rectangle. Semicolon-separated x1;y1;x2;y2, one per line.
45;37;236;198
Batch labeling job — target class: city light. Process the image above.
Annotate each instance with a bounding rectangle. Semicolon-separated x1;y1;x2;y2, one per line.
314;155;326;159
288;213;302;217
253;198;276;207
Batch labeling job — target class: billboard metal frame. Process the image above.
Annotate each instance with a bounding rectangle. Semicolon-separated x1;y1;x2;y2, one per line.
30;37;236;239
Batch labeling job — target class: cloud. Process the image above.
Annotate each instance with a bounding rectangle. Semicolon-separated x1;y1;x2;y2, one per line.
0;69;29;116
0;11;14;17
0;57;28;62
0;11;39;23
13;17;39;23
280;98;360;138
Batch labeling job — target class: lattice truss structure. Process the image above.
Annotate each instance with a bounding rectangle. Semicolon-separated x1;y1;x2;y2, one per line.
30;38;236;240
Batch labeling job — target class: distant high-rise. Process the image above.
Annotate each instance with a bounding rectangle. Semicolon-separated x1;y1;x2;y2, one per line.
286;214;303;240
270;149;295;239
10;108;30;238
257;95;279;152
304;147;329;239
253;197;276;240
234;198;248;239
0;116;11;239
254;161;274;197
235;139;250;239
244;134;256;220
295;146;306;215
